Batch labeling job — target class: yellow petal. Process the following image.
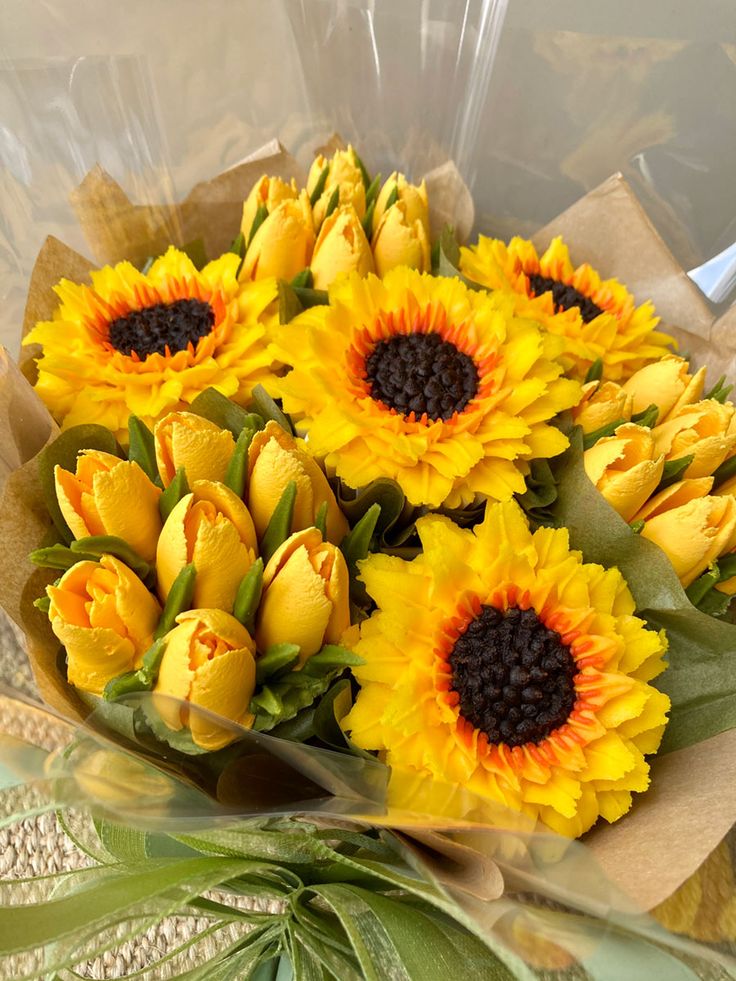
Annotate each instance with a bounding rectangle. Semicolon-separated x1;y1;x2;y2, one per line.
311;206;375;290
154;411;236;487
189;646;256;750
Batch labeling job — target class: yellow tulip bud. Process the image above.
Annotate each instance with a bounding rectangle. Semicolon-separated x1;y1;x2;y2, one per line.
641;494;736;587
55;451;162;563
584;423;665;522
622;356;706;424
651;400;736;479
372;172;430;240
154;411;235;487
153;609;256;751
240;174;299;242
157;480;257;612
47;555;161;695
247;421;349;545
307;145;366;227
573;381;633;435
633;477;714;522
240;192;315;282
256;528;351;663
372;199;431;277
310;206;375;290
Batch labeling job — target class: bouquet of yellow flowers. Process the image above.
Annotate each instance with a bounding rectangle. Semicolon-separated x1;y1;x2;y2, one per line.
2;135;736;980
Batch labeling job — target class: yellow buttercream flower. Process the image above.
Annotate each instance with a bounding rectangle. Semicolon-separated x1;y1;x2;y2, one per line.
54;450;161;562
372;172;430;240
23;247;278;440
153;609;256;751
344;501;669;838
156;480;257;613
651;400;736;479
641;494;736;587
241;192;315;282
271;268;581;509
154;411;235;487
47;555;161;695
633;477;714;522
256;528;350;663
240;175;299;242
372;200;431;277
307;145;366;227
310;206;375;290
573;380;633;435
247;421;349;545
459;235;675;381
622;355;706;424
584;423;665;522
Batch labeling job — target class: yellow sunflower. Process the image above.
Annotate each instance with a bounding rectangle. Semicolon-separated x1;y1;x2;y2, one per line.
25;246;278;440
344;500;670;838
271;268;581;509
459;235;675;381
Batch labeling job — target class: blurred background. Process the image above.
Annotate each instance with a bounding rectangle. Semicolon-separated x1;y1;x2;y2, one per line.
1;0;735;352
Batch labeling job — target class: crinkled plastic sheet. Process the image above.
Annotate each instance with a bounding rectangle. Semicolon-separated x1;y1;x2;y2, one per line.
2;0;736;976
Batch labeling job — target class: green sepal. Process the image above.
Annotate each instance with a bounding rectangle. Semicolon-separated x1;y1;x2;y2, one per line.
705;374;733;404
340;504;381;575
516;458;558;527
383;184;399;211
658;454;695;490
39;425;123;543
290;268;313;289
159;467;190;523
229;231;246;259
352;148;371;189
127;416;161;486
33;595;51;614
250;685;284;717
291;285;329;309
103;670;149;701
278;280;304;324
315;501;328;540
309;165;329;206
256;643;301;685
182;238;207;270
154;564;196;640
697;588;734;619
629;519;645;534
72;536;153;587
324;185;340;221
29;543;99;571
260;481;297;564
364;172;382;208
436;225;479;289
361;199;376;239
582;417;627;449
631;404;659;428
712;454;736;488
250;384;294;435
248;204;269;247
189;387;264;439
233;558;264;634
301;645;364;677
716;553;736;580
584;358;603;384
225;425;257;497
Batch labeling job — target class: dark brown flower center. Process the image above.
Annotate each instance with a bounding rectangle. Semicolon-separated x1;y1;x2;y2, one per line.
528;273;603;324
108;298;215;357
449;605;577;747
365;332;478;421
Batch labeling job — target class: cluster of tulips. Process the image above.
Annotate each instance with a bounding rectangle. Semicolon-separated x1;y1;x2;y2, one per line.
39;409;355;750
575;354;736;595
239;145;430;289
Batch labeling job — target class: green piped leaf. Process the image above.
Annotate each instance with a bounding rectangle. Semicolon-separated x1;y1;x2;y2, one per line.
315;501;328;540
324;185;340;221
159;467;190;523
250;384;294;435
631;404;659;428
260;482;297;564
291;285;329;309
154;563;196;640
290;268;313;289
705;374;734;403
127;416;161;486
29;544;99;571
233;558;264;634
72;535;152;586
225;425;257;497
229;231;246;259
256;643;301;685
658;454;695;490
189;387;264;439
362;199;376;239
712;454;736;488
278;280;304;324
584;358;603;384
340;504;381;576
582;418;627;449
364;173;382;208
248;205;269;247
309;166;329;207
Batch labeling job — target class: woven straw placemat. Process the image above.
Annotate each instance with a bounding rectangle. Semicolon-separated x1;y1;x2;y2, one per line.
0;612;274;979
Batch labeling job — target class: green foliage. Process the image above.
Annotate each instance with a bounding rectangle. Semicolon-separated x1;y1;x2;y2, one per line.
189;387;265;439
159;467;191;522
